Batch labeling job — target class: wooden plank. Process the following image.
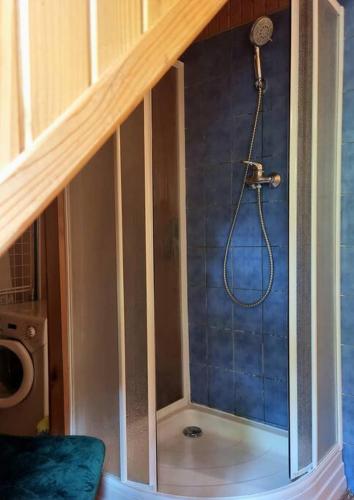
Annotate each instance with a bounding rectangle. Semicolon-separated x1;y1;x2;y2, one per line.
44;194;69;435
152;68;183;410
206;2;230;39
96;0;142;74
0;0;22;167
266;0;280;13
241;0;255;24
229;0;243;31
0;0;227;257
146;0;178;28
28;0;90;137
254;0;267;18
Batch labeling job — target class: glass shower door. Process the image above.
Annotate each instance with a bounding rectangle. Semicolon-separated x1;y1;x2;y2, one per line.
289;0;343;479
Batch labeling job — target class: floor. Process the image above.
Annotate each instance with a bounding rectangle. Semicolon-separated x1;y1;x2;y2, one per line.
157;405;289;497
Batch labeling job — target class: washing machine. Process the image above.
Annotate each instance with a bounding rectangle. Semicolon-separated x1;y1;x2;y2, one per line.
0;301;48;435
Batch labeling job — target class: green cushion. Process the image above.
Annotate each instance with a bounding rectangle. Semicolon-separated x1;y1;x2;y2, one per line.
0;434;105;499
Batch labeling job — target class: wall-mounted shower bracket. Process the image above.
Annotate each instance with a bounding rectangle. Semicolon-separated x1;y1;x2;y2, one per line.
242;160;281;189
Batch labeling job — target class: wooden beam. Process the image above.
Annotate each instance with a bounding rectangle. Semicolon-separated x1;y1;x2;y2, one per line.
0;0;227;257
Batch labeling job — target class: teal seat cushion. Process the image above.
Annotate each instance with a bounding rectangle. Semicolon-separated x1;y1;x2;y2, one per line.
0;434;105;499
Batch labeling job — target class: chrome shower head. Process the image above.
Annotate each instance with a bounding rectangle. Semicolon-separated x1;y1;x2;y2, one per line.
249;17;273;88
250;16;273;47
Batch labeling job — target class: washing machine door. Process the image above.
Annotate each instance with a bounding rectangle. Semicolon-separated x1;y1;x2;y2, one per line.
0;339;34;408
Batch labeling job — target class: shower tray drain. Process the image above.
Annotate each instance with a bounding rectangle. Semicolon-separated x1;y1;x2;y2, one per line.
183;426;203;438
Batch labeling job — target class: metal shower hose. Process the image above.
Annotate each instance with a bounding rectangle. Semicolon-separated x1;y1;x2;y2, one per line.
223;85;274;308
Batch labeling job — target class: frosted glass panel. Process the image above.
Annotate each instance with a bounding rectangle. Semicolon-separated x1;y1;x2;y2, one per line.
316;0;340;461
120;103;150;484
69;137;120;475
152;67;183;410
295;0;314;472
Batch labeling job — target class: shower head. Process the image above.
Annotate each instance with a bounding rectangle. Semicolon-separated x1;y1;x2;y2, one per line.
249;17;273;88
250;16;273;47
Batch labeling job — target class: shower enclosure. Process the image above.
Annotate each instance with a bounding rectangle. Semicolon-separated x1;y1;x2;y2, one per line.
65;1;346;499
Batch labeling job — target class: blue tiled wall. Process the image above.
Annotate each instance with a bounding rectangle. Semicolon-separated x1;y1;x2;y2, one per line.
340;0;354;492
183;9;290;429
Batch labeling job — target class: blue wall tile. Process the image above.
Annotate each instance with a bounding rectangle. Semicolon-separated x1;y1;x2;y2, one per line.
205;165;232;206
233;289;263;333
345;36;354;92
188;286;207;326
182;30;232;88
187;207;205;247
262;10;290;75
233;247;263;290
342;295;354;346
342;0;354;38
207;287;233;329
264;378;288;428
263;290;288;336
184;9;290;429
234;332;262;376
262;246;288;292
235;373;264;420
342;195;354;245
230;202;262;246
232;113;262;161
185;133;206;170
262;201;289;247
208;328;234;369
341;246;354;295
186;168;205;208
206;247;226;287
190;363;208;405
206;205;231;247
263;96;289;158
343;395;354;445
264;335;288;380
343;444;354;492
343;90;354;143
208;366;235;412
188;248;206;287
203;118;233;167
342;142;354;194
342;345;354;396
189;325;207;365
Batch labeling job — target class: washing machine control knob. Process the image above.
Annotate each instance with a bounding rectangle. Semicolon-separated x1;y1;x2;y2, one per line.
26;325;37;339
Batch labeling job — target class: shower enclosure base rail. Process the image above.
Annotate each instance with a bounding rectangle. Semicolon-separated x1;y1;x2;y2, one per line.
99;444;345;500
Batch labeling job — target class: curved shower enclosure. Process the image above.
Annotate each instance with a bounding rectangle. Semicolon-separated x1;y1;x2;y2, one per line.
66;1;346;500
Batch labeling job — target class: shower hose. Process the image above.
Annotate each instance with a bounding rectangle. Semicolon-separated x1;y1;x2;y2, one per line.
223;85;274;308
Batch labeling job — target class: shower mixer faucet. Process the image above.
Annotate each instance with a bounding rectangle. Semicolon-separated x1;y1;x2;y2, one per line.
242;160;281;189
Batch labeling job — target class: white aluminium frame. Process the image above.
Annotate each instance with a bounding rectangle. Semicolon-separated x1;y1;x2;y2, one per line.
288;0;299;479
